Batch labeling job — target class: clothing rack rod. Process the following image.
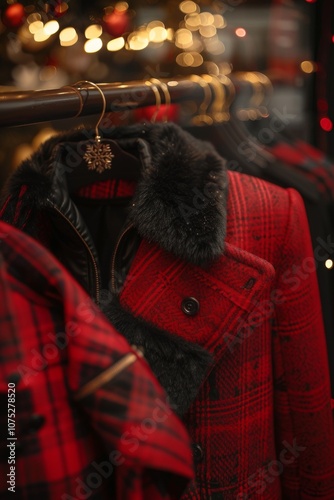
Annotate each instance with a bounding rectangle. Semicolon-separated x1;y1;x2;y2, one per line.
0;78;206;128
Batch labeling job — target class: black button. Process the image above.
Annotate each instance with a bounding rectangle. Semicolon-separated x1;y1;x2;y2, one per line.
192;443;204;463
181;297;200;316
29;414;45;432
243;278;256;290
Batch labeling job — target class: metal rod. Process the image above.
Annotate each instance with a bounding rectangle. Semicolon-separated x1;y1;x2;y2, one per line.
0;78;206;127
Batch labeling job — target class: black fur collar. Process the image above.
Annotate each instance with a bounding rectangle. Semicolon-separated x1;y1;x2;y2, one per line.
1;123;228;415
2;123;228;266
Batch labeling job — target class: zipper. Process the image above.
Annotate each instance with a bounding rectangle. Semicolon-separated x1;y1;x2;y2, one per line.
48;201;101;304
111;223;134;293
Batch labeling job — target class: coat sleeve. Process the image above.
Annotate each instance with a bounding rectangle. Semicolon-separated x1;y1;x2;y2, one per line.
272;188;334;498
66;298;194;500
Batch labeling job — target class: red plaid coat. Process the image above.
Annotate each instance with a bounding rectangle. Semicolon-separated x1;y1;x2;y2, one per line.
1;123;334;499
0;221;193;499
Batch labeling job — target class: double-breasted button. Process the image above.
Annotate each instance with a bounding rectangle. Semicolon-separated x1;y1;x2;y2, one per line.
28;414;45;432
181;297;200;316
192;443;204;463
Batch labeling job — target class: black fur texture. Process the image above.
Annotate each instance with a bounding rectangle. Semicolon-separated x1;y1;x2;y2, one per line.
1;123;228;266
1;122;227;411
101;296;213;417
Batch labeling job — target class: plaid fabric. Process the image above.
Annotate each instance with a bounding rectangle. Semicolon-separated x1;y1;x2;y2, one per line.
0;221;193;500
75;179;137;199
294;139;334;168
1;133;334;498
267;141;334;396
269;142;334;196
118;172;334;499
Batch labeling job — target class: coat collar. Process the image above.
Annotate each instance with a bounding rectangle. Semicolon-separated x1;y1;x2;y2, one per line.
3;122;228;267
2;123;230;416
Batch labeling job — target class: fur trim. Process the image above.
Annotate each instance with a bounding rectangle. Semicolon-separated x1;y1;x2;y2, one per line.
130;125;228;266
101;297;213;417
1;123;228;266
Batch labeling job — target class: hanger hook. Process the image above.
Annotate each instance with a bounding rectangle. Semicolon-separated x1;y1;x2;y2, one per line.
61;85;84;118
217;74;235;121
189;74;213;126
150;78;171;122
144;80;161;123
66;80;114;174
72;80;107;142
246;72;265;118
202;74;226;123
233;72;264;120
253;72;273;117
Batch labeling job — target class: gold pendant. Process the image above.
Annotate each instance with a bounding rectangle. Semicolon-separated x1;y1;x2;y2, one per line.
83;141;115;174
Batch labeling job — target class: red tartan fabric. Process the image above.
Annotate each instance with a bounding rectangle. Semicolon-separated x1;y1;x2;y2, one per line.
269;142;334;195
0;221;193;500
75;179;137;199
118;172;334;499
1;128;334;498
295;139;333;164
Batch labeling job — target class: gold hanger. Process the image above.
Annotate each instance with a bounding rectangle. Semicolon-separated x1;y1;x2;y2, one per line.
144;80;161;123
234;72;265;120
73;80;107;142
190;74;213;126
217;74;236;121
61;84;84;117
150;78;171;122
253;72;273;117
70;80;114;173
203;74;226;123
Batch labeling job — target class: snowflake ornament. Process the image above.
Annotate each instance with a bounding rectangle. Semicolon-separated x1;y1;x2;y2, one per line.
83;141;115;174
